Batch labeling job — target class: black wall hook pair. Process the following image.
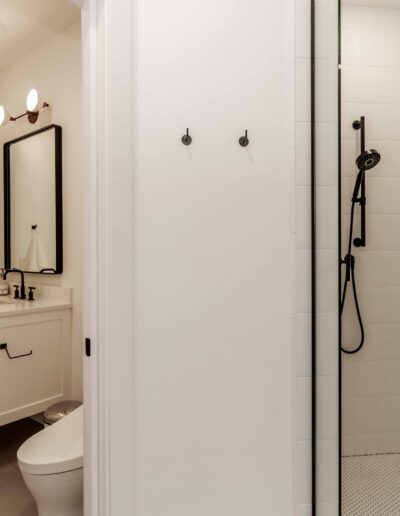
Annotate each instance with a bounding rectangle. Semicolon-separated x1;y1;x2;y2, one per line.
181;128;250;147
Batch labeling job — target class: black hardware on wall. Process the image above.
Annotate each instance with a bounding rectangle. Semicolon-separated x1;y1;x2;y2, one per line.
85;338;91;357
352;117;366;248
239;130;249;147
0;343;32;360
10;102;49;125
181;128;192;146
340;119;380;357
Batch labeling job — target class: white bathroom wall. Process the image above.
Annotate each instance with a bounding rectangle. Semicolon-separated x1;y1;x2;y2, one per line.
342;4;400;456
90;0;317;514
0;21;83;399
294;0;313;515
131;0;296;513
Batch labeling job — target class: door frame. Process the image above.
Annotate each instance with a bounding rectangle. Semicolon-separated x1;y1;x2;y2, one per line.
83;0;136;514
82;0;100;514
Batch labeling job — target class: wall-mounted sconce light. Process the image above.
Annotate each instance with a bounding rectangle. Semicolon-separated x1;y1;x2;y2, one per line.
0;106;10;126
0;89;50;126
24;89;49;123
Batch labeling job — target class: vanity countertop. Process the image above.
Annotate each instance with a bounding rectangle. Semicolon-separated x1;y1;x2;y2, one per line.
0;286;73;317
0;297;72;317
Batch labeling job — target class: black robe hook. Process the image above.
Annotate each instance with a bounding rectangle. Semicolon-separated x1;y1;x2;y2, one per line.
182;128;192;146
239;130;249;147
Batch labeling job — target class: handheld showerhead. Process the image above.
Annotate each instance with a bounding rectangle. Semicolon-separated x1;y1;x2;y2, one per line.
356;149;381;171
352;149;380;201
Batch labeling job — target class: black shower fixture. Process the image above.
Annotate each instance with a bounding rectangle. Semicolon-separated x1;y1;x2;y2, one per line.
356;149;381;171
341;116;381;354
351;116;381;248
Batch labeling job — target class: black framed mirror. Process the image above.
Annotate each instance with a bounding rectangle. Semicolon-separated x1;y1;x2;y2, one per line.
4;124;63;274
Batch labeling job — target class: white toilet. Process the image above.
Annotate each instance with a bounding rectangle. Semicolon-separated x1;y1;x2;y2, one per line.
17;405;83;516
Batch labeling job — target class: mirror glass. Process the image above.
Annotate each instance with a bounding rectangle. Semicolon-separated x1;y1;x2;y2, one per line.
4;125;62;273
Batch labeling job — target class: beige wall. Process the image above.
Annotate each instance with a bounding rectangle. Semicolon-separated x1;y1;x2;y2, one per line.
0;21;83;399
342;4;400;456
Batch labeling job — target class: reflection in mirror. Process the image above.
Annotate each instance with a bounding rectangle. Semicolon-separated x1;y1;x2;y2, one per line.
4;125;62;274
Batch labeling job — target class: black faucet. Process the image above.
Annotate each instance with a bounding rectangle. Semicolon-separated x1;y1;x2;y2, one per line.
3;269;26;300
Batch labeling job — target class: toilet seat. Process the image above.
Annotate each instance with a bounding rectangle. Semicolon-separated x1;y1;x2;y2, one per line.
18;405;83;475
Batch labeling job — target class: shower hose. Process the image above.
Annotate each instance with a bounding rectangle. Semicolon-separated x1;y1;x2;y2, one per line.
340;197;365;354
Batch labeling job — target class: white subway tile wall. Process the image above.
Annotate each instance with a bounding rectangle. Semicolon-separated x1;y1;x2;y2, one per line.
341;4;400;457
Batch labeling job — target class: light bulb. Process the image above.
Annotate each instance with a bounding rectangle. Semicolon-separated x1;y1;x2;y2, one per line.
0;106;9;126
26;88;40;112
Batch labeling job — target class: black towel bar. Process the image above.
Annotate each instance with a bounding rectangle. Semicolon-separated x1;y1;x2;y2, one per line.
0;343;33;360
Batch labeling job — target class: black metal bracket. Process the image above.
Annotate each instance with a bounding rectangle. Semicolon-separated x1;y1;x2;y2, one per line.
341;254;355;283
10;102;49;125
353;116;366;248
0;343;33;360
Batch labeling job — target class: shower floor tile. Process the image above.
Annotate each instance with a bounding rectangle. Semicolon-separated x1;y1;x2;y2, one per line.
343;454;400;516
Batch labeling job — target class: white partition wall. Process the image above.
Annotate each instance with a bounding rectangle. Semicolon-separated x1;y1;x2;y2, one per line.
313;0;340;514
131;1;296;514
85;0;299;514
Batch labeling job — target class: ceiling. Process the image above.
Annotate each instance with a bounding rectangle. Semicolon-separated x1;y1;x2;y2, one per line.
343;0;400;7
0;0;80;69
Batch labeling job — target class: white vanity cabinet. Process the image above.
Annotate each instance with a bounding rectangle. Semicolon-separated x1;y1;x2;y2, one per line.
0;303;72;426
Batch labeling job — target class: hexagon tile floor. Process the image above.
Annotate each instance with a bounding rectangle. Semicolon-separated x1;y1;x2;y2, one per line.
342;454;400;516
